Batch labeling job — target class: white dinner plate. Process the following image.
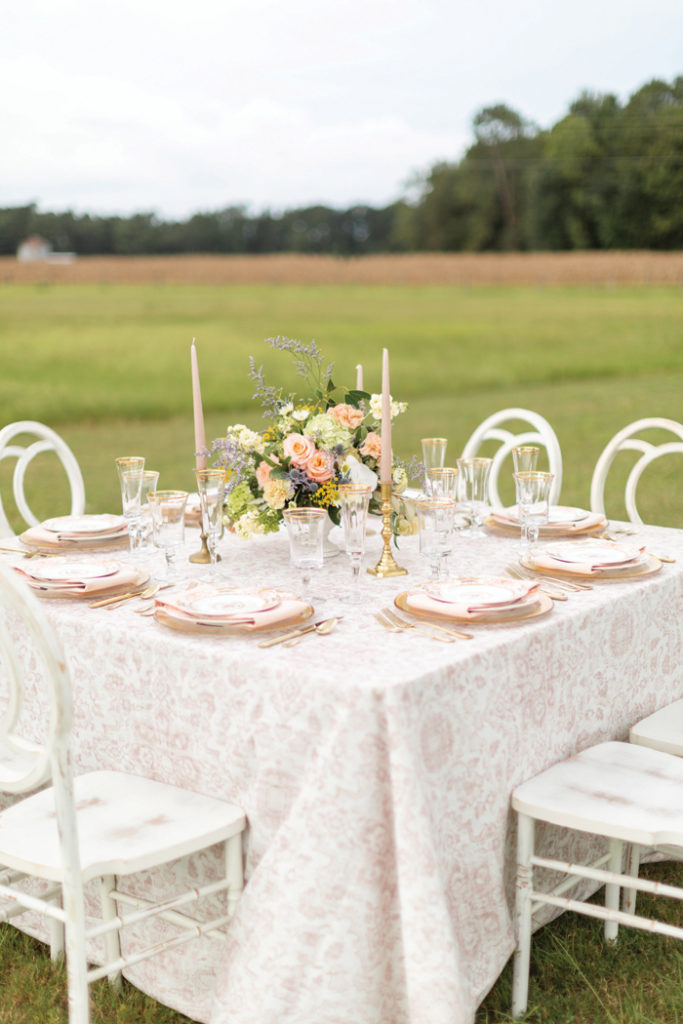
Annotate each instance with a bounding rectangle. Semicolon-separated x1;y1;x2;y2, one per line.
42;514;126;535
169;588;282;620
27;557;122;582
424;577;533;608
544;539;641;566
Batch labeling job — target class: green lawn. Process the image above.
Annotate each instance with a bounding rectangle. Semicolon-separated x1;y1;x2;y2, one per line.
1;282;682;527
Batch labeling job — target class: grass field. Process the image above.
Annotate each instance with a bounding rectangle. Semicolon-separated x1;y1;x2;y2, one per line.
0;253;682;1021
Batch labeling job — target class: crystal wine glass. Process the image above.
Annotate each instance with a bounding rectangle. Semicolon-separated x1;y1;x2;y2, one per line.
425;466;458;499
416;497;457;579
421;437;448;471
512;446;540;474
513;471;554;556
456;457;492;535
337;484;372;602
115;456;145;554
282;508;327;599
139;470;160;552
195;469;226;578
147;490;188;580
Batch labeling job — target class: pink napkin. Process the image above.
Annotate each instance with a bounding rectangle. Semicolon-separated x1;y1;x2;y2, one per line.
14;564;141;595
21;525;128;549
156;590;309;631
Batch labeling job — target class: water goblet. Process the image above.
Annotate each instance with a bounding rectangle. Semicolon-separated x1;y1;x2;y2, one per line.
282;508;327;599
416;497;457;579
115;456;145;554
425;466;458;499
421;437;448;471
337;484;372;602
147;490;188;581
513;471;554;556
512;446;540;474
456;457;492;535
195;469;226;578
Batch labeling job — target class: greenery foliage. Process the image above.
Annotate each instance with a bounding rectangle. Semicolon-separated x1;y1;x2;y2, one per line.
2;77;682;255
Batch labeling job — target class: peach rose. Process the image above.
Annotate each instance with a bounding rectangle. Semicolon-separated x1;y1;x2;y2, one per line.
283;433;316;468
360;431;382;460
329;403;364;430
305;450;335;483
256;460;273;488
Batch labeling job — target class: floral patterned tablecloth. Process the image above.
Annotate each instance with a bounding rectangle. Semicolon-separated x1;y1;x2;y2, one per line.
4;520;683;1024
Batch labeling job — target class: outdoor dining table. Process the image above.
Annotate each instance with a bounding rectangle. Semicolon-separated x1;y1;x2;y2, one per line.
3;519;683;1024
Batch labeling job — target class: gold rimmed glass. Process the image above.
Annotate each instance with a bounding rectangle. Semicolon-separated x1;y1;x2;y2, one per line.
139;470;159;551
513;471;554;555
456;457;492;536
147;490;188;580
421;437;448;471
282;507;327;598
416;497;457;579
337;485;372;602
425;466;459;499
195;469;226;578
115;456;145;553
512;446;540;474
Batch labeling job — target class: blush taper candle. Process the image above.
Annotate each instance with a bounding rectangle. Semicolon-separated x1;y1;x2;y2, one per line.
191;339;207;471
380;348;392;486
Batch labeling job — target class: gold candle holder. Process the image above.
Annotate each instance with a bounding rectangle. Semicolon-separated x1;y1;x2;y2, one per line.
367;483;408;578
189;528;213;564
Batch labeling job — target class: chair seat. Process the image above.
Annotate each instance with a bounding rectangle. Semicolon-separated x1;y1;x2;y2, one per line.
0;770;245;884
512;741;683;847
630;700;683;757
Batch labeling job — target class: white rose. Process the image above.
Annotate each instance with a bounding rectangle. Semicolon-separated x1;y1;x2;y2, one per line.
292;408;310;422
344;454;378;491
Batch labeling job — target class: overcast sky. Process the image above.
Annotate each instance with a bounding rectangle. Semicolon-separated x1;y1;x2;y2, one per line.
2;0;681;220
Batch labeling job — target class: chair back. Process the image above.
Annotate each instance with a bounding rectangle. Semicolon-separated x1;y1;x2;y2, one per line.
590;417;683;524
461;407;563;508
0;421;86;537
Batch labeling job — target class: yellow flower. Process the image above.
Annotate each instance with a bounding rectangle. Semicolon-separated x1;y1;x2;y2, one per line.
311;479;339;508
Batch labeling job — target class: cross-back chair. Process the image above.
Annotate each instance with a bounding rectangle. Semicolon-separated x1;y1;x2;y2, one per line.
511;741;683;1018
0;563;245;1024
460;408;563;508
0;420;86;537
590;417;683;525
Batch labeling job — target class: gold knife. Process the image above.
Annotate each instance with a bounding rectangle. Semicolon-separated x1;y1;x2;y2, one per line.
257;617;337;648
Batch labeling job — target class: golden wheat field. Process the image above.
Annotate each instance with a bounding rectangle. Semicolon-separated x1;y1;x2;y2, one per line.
3;250;683;286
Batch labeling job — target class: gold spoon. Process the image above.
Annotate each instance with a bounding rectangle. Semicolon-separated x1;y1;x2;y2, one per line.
283;617;339;647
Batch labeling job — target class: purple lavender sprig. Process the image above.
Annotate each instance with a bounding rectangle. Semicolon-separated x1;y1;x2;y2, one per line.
210;435;252;495
264;336;334;397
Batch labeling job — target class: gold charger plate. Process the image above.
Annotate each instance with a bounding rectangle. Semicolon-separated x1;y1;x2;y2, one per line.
485;515;606;538
395;590;553;625
27;566;150;599
153;602;314;636
520;552;662;582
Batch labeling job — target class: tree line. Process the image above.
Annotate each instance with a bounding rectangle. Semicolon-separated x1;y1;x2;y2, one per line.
2;77;681;256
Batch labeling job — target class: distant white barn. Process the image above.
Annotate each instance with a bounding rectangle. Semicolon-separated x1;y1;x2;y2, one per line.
17;235;52;261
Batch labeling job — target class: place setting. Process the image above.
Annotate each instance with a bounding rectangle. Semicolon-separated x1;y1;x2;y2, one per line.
13;554;149;598
520;537;662;581
17;512;129;552
152;585;319;639
393;575;553;626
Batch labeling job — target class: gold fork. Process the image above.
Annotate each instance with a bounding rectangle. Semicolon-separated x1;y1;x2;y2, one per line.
375;610;455;643
382;607;473;640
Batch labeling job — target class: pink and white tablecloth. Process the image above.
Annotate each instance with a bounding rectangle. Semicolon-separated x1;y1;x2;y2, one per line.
3;521;683;1024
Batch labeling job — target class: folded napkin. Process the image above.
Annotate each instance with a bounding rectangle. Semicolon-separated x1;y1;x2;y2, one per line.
21;524;128;549
14;563;141;595
493;506;606;533
529;544;645;576
405;585;538;621
156;590;308;631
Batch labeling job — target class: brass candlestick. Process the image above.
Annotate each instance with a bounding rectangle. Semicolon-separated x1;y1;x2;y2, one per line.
367;483;408;578
189;528;213;564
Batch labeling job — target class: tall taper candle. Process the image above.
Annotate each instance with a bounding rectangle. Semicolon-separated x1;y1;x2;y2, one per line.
191;338;207;471
380;348;392;485
356;363;363;391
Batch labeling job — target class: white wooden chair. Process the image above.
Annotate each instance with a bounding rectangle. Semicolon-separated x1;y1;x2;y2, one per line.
510;742;683;1017
0;563;245;1024
0;420;86;537
630;700;683;758
590;417;683;525
460;408;562;508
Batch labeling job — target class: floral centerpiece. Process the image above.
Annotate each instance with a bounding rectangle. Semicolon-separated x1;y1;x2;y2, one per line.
209;337;418;539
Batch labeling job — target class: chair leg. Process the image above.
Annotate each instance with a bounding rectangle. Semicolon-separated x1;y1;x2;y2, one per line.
604;838;622;944
63;917;90;1024
49;892;65;961
512;813;535;1018
622;844;641;916
99;874;122;988
225;835;244;918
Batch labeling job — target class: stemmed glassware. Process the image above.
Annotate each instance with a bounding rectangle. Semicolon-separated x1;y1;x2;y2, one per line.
513;471;554;556
456;457;492;535
147;490;188;580
512;446;540;474
425;466;458;499
337;485;372;602
416;497;457;579
115;456;145;554
139;470;160;552
421;437;448;471
282;508;327;599
195;469;226;578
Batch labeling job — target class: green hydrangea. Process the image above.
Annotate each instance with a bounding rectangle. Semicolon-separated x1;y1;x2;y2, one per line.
305;413;352;449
